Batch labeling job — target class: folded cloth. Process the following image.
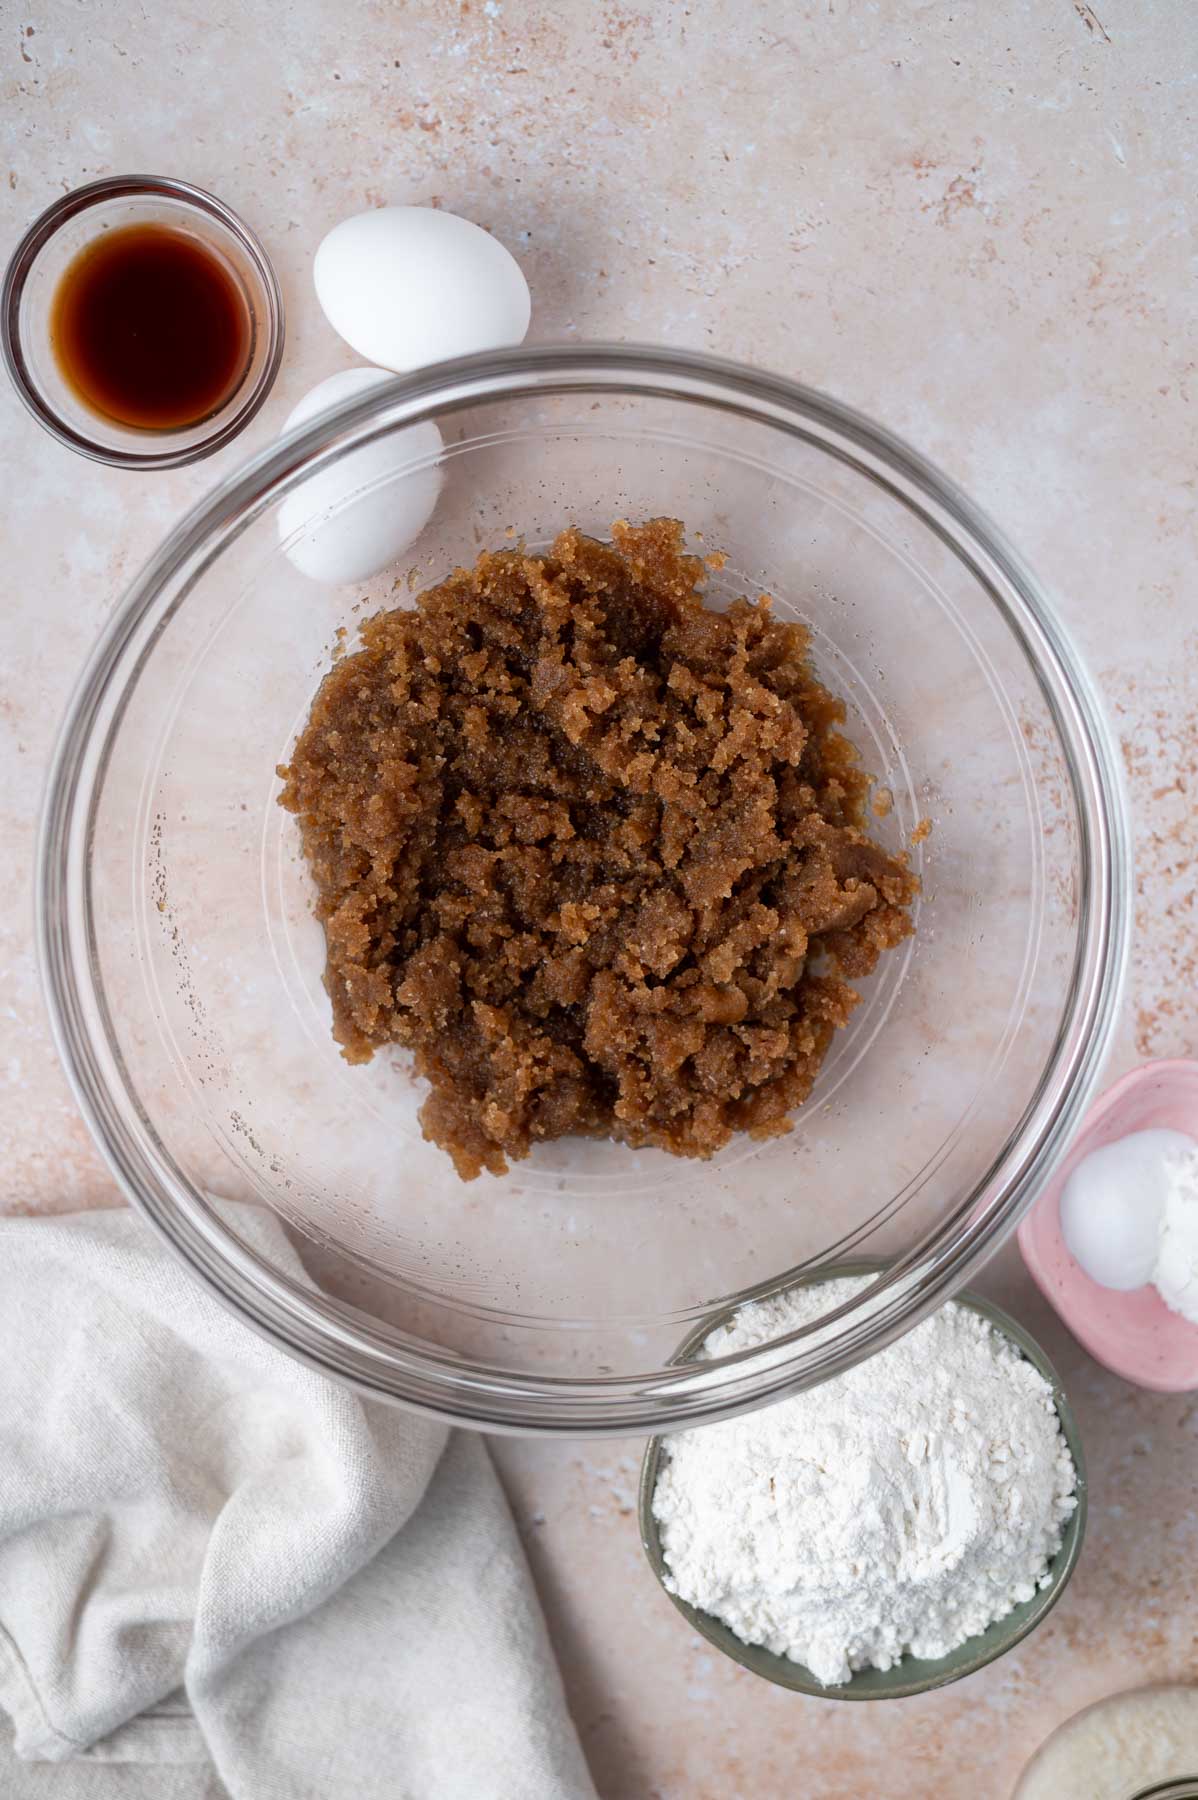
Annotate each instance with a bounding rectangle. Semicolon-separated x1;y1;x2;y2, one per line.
0;1207;597;1800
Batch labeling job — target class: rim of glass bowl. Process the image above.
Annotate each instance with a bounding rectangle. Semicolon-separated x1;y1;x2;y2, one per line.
2;173;285;469
37;343;1130;1435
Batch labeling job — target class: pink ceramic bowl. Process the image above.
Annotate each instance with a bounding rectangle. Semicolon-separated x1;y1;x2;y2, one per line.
1018;1059;1198;1393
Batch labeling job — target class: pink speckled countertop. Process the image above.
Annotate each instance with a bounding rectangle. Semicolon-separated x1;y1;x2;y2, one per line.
3;3;1196;1795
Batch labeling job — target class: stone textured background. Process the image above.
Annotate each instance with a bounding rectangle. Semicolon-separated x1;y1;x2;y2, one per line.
3;2;1195;1794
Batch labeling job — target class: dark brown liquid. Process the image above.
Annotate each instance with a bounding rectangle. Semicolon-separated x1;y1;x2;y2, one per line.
51;223;253;431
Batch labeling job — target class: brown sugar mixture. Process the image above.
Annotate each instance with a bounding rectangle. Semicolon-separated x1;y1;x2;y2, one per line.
279;520;917;1179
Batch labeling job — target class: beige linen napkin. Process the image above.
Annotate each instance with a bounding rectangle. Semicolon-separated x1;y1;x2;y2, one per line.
0;1207;596;1800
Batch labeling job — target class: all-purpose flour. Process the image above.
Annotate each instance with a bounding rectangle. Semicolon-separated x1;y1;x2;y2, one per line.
652;1278;1077;1686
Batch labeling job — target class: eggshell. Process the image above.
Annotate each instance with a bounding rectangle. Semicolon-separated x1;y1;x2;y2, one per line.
313;206;531;372
277;366;442;586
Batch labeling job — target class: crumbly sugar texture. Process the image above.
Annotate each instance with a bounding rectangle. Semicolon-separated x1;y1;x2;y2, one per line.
652;1278;1078;1687
279;520;916;1179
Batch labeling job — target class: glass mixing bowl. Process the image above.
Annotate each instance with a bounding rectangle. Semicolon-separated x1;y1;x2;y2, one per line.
39;345;1129;1433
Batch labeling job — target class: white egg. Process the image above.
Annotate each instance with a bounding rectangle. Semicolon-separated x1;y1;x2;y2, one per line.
277;366;443;586
1058;1128;1195;1290
313;206;531;372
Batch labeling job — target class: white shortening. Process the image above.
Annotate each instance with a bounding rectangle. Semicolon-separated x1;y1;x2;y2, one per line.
1153;1145;1198;1324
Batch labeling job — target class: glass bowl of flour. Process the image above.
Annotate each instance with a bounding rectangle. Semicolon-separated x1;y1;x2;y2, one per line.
638;1260;1086;1699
